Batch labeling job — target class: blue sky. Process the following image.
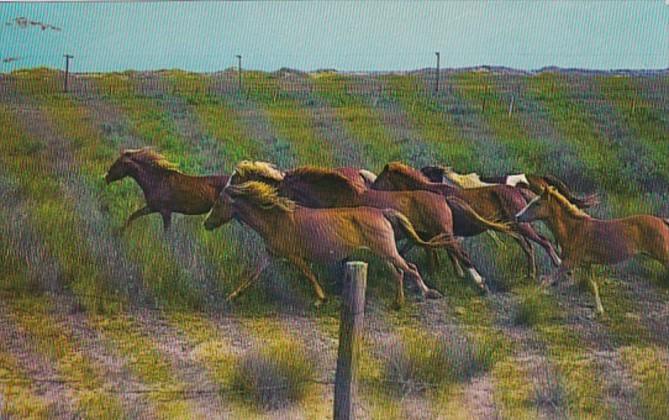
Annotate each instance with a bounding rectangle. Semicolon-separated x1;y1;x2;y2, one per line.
1;1;667;73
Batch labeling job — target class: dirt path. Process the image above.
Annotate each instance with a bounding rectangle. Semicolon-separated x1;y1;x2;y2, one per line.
0;302;76;418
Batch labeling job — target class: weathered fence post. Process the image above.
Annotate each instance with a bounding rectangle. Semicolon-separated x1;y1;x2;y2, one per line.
508;94;514;117
334;261;368;420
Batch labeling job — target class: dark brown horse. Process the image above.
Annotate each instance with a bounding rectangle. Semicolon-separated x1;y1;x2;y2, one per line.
204;181;450;307
516;186;669;315
104;147;229;230
374;162;562;278
420;165;598;209
227;161;516;292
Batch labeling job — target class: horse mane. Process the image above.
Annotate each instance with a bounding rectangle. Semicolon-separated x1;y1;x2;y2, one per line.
227;181;296;212
547;187;590;218
285;166;365;195
382;162;431;184
234;160;285;182
123;147;181;173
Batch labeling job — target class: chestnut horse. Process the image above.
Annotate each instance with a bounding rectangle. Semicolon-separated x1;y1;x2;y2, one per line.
203;181;450;307
104;147;229;230
374;162;562;278
226;161;516;292
516;186;669;315
421;165;598;209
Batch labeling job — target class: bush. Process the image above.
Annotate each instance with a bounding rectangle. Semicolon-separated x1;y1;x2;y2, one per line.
513;289;557;327
230;338;314;410
382;333;497;397
532;365;569;416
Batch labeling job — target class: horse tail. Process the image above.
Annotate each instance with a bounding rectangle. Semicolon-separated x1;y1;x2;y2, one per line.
540;174;599;209
358;169;377;186
382;209;455;248
445;196;515;236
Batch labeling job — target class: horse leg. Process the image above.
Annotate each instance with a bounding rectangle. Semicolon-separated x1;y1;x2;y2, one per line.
539;263;571;287
122;206;154;231
444;240;489;293
160;210;172;231
384;261;405;309
226;255;271;302
512;235;537;279
587;268;605;316
404;260;442;300
288;256;327;306
516;223;562;267
448;252;466;278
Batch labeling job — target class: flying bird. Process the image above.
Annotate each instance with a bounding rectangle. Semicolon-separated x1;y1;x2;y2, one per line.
2;57;22;64
6;17;61;31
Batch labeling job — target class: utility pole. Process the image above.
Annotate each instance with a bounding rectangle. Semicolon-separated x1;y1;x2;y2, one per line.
235;54;242;93
435;52;440;93
63;54;73;93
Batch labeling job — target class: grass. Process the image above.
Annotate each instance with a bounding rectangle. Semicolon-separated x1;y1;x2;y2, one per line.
0;330;55;419
244;71;335;167
381;330;496;397
230;337;314;410
513;287;558;327
4;296;125;418
1;68;669;417
313;73;404;171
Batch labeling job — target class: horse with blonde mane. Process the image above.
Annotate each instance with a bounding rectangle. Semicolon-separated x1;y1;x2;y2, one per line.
204;180;449;307
421;165;598;209
104;147;229;230
226;161;516;292
516;186;669;315
373;162;563;278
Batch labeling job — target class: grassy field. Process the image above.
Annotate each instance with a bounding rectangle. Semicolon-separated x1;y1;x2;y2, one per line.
0;67;668;419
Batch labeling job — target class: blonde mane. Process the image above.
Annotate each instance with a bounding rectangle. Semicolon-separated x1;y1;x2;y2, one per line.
547;187;590;218
227;181;296;212
442;168;491;188
234;160;285;182
123;147;181;173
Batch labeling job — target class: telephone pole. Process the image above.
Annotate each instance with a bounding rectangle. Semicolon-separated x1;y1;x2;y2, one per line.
435;52;440;93
64;54;73;93
235;54;242;93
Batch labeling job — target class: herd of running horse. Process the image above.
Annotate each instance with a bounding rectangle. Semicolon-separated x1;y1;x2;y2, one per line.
103;147;669;315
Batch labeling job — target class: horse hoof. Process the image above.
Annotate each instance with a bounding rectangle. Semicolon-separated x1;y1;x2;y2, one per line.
479;284;491;295
425;289;443;299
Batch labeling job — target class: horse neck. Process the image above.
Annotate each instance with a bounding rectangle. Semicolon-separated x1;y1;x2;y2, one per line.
234;201;292;240
128;164;172;198
545;200;585;245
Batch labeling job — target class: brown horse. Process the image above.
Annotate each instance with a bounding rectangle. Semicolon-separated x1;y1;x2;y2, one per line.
516;186;669;314
374;162;563;278
227;161;515;292
104;147;229;230
203;181;450;307
420;165;598;209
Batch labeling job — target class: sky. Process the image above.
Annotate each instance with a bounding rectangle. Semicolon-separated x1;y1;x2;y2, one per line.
1;1;667;73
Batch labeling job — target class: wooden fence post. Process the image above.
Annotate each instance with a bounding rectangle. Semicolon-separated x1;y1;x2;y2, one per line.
334;261;368;420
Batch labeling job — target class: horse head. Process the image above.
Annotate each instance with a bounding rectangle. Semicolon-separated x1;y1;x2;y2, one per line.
374;162;429;190
204;190;236;230
515;187;554;223
104;149;139;183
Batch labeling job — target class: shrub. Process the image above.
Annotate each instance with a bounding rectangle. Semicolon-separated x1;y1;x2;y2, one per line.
532;365;569;417
513;289;557;327
382;333;497;397
230;338;314;410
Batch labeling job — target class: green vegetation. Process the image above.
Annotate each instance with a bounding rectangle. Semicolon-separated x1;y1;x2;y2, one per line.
0;69;667;417
230;337;314;410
